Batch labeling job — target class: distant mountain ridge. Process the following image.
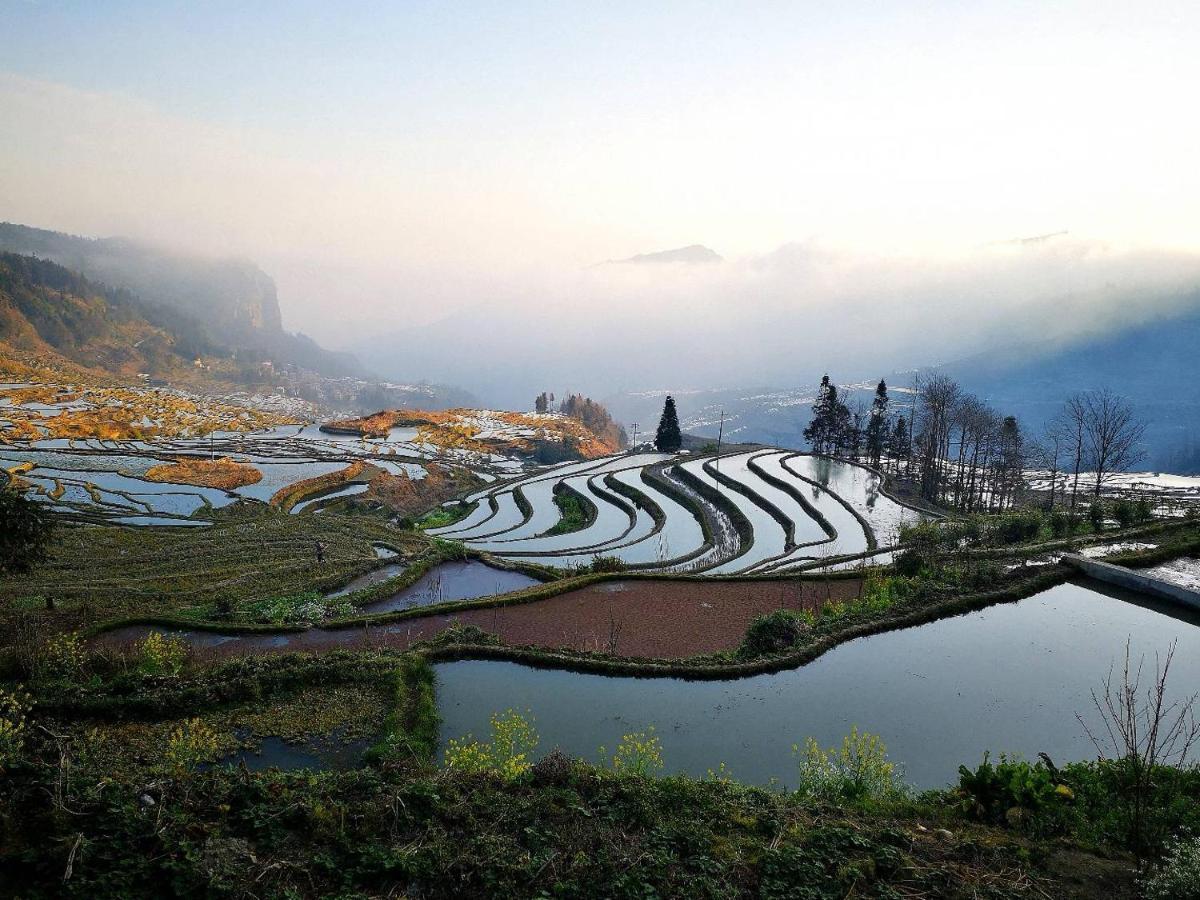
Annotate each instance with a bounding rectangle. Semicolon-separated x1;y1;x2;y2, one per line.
0;223;358;377
601;244;723;265
939;291;1200;470
606;293;1200;472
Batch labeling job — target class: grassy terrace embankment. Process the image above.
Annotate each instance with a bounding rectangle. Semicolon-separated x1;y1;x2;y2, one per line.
4;509;1200;896
8;501;1197;678
77;522;1199;682
5;617;1194;896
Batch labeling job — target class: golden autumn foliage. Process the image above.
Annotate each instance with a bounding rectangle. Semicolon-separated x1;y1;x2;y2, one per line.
0;368;297;442
270;461;371;510
323;407;623;460
145;457;263;490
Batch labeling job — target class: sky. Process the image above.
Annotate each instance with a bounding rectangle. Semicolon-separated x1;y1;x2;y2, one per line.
3;1;1200;394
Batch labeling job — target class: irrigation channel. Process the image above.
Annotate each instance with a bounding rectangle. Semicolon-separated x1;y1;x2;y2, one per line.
96;576;1200;789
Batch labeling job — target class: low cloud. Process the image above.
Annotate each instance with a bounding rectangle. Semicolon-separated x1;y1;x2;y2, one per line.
358;237;1200;405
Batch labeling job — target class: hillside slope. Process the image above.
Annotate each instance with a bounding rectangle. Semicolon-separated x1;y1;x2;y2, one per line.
0;252;213;378
0;223;358;377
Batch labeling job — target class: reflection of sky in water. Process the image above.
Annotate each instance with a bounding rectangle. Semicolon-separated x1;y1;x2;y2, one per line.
438;580;1200;790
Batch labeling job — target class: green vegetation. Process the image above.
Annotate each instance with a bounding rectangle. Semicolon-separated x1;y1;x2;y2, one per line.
0;482;56;577
444;709;539;779
230;590;354;625
545;483;593;535
740;608;813;656
0;505;425;630
794;727;901;803
0;659;1178;897
411;502;473;530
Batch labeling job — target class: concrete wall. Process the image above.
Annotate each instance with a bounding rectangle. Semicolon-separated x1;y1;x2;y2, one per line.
1061;554;1200;612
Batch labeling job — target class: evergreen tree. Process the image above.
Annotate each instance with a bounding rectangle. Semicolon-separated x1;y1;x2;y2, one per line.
654;396;682;452
887;416;909;471
827;390;851;455
803;375;834;452
0;483;56;576
865;379;889;467
534;392;549;414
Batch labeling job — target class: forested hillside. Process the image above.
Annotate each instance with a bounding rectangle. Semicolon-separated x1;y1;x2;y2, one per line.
0;223;358;377
0;252;214;377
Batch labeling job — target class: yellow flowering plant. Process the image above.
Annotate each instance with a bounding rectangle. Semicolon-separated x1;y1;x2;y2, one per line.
37;632;85;682
607;727;664;777
794;726;900;802
0;686;33;771
136;632;189;676
443;709;538;781
164;718;220;776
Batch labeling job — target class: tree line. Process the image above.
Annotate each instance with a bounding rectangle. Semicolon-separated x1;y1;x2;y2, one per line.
804;374;1145;513
534;392;628;447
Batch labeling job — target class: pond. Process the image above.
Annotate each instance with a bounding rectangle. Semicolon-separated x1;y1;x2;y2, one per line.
435;578;1200;789
210;731;374;772
361;560;540;612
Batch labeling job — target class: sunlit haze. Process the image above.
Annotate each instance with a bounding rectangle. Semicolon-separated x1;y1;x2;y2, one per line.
3;1;1200;394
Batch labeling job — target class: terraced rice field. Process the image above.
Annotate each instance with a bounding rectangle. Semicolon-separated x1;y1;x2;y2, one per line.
3;378;924;565
430;448;925;574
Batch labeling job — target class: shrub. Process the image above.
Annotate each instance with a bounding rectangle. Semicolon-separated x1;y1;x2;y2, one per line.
1048;509;1071;537
894;549;924;577
588;555;626;573
994;509;1043;544
740;609;812;657
1142;834;1200;900
239;591;351;625
164;718;220;776
443;709;538;781
1089;500;1107;532
427;622;502;648
36;632;85;683
0;685;33;771
794;727;901;803
1135;498;1155;522
607;727;664;777
1113;499;1136;529
136;632;189;676
956;753;1073;831
531;748;576;784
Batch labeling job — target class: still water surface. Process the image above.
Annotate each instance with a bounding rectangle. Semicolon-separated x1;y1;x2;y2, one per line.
436;579;1200;789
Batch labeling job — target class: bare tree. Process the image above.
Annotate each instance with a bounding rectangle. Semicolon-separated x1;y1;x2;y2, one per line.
605;601;622;655
1077;640;1200;858
913;373;960;503
1030;417;1068;508
1061;393;1088;513
1084;388;1147;496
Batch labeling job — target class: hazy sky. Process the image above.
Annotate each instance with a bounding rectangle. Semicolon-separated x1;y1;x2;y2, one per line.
3;1;1200;382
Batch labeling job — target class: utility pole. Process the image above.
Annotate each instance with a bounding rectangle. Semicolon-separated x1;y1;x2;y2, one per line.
714;410;725;485
630;422;638;449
